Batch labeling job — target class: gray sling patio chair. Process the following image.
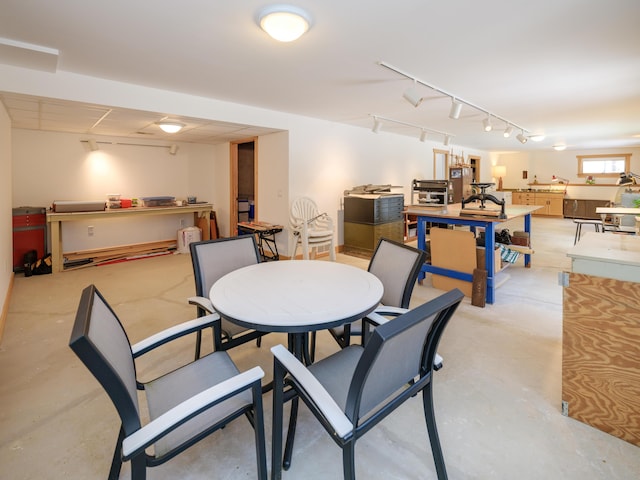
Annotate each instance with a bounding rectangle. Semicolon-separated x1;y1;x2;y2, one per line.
271;288;464;480
328;237;427;347
69;284;267;480
189;236;267;358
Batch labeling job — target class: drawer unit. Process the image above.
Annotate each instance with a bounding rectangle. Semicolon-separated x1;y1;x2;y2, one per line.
344;194;404;224
344;221;404;255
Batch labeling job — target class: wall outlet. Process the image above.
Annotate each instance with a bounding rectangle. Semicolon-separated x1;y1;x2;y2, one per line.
88;225;94;236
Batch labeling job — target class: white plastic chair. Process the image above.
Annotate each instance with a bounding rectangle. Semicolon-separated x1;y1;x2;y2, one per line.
289;197;336;261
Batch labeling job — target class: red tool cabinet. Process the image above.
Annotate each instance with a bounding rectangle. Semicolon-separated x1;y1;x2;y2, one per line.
12;207;47;272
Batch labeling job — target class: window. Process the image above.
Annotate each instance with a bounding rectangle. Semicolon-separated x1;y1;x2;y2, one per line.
577;153;630;178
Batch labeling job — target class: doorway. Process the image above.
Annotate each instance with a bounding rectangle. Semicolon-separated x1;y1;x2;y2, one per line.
230;138;258;235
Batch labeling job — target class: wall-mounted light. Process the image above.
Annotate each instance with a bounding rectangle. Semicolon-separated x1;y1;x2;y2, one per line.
156;121;185;133
257;5;312;42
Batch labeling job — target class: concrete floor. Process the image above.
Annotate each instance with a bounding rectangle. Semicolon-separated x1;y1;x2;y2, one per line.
1;217;639;479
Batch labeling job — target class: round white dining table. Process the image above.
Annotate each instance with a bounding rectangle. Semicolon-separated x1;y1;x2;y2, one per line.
209;260;383;334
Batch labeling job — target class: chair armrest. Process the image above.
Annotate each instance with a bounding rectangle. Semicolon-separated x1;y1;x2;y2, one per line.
271;345;353;439
121;366;264;461
131;314;220;358
188;296;215;314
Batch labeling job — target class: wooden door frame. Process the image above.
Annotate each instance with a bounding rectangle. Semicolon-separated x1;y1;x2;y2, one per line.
230;137;258;236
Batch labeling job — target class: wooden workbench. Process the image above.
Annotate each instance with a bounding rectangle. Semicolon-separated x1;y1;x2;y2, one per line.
404;203;541;304
46;204;212;273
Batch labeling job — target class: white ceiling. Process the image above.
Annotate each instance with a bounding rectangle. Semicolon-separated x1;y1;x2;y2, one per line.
1;0;639;151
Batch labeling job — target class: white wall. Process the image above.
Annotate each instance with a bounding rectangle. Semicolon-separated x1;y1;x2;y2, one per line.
495;147;640;201
0;102;12;324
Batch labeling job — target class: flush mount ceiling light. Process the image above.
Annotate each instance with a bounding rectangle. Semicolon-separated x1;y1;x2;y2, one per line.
553;144;567;151
529;134;546;142
258;5;311;42
449;98;462;120
482;117;493;132
157;121;185;134
403;80;424;108
516;131;528;144
503;125;513;138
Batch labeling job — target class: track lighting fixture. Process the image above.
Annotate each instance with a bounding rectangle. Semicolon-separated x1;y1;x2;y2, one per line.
378;61;533;144
370;114;452;146
516;131;528;144
372;117;382;133
449;99;462;120
169;144;178;155
88;139;99;151
482;117;493;132
403;80;424;107
157;121;185;133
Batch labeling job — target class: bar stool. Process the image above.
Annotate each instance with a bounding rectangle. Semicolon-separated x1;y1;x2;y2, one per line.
573;218;603;244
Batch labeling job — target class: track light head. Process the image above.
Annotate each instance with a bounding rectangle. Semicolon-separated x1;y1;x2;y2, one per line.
483;117;492;132
372;117;382;133
419;130;427;142
403;82;424;108
516;131;528;144
88;139;99;151
169;144;178;155
503;125;513;138
449;99;462;120
443;134;451;146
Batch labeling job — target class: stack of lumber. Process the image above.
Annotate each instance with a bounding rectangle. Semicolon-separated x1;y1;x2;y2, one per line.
63;239;177;270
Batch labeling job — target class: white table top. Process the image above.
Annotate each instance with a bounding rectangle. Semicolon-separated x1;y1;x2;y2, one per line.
210;260;384;333
567;232;640;268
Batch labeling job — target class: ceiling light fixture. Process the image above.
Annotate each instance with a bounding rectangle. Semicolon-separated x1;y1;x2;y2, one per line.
529;134;545;142
449;98;462;119
157;121;185;134
443;134;451;146
88;139;99;151
553;144;567;151
402;80;423;108
503;125;513;138
516;131;528;144
370;114;453;146
258;5;311;42
377;61;532;142
483;117;493;132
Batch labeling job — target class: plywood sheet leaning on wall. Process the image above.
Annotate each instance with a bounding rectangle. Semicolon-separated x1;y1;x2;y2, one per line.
562;272;640;447
429;227;476;297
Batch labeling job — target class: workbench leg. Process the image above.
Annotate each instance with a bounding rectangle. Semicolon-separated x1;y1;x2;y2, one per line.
49;220;63;274
524;214;532;268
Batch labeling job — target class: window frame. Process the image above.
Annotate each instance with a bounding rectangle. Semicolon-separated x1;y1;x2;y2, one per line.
577;153;631;178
